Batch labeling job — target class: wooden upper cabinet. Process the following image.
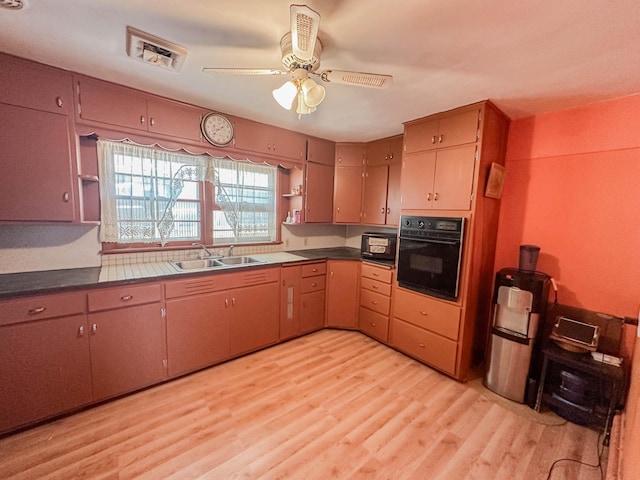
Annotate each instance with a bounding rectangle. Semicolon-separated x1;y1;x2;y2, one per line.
146;97;205;142
404;107;480;153
362;164;389;225
76;76;149;130
75;76;205;141
386;161;402;226
366;135;403;165
400;145;476;211
0;53;73;116
333;165;363;224
234;118;306;161
0;103;76;222
305;162;334;223
306;137;335;165
335;143;366;166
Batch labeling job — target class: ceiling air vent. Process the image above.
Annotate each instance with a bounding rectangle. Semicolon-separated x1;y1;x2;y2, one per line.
1;0;25;10
126;26;188;72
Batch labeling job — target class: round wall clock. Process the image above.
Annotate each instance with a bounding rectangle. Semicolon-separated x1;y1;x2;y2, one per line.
201;112;234;147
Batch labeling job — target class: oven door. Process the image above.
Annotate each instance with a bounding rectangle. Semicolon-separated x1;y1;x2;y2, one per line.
397;237;463;300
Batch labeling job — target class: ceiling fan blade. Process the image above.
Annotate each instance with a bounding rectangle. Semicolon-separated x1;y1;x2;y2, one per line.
290;4;320;61
202;68;287;76
320;70;393;88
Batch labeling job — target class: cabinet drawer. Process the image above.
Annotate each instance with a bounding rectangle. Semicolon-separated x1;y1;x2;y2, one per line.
391;318;457;375
360;288;391;316
301;275;326;294
166;268;280;299
88;284;161;312
358;306;389;342
361;263;393;283
301;262;326;277
361;277;391;297
393;288;460;341
0;292;86;326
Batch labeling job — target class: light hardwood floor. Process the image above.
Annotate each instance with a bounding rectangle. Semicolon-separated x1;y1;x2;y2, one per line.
0;330;607;479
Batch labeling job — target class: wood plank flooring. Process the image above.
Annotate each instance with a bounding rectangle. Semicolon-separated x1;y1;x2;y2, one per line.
0;330;607;479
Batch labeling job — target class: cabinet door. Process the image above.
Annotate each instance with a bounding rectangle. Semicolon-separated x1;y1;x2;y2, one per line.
305;162;334;223
228;281;280;356
166;293;230;377
89;303;166;401
432;145;477;210
0;103;76;222
438;109;479;148
326;260;360;328
300;290;326;333
334;166;363;223
362;164;389;225
404;118;439;153
400;151;436;210
147;97;205;142
386;160;402;226
235;119;305;161
0;315;91;434
366;139;391;166
0;54;73;115
280;266;301;340
335;143;366;166
76;77;148;130
307;137;335;165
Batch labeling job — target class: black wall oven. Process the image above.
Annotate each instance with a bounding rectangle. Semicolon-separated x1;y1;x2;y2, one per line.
397;216;465;301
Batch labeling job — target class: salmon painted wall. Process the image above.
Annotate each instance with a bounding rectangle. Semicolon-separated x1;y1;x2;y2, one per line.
493;94;640;319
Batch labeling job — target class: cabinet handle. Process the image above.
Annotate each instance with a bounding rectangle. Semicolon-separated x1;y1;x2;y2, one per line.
225;298;229;308
389;153;394;160
56;97;63;108
369;322;376;327
312;268;318;272
331;272;334;278
150;117;155;126
434;192;439;201
140;115;145;125
120;295;133;302
338;157;343;163
438;134;444;143
372;272;379;277
380;207;385;214
232;297;236;307
311;282;317;287
78;325;85;336
386;208;390;214
371;300;378;305
418;343;425;348
28;306;46;315
62;192;70;202
427;193;432;201
336;207;340;213
372;285;379;289
91;324;97;334
420;311;429;316
431;136;437;144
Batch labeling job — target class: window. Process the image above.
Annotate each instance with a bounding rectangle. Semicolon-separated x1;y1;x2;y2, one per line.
97;140;277;246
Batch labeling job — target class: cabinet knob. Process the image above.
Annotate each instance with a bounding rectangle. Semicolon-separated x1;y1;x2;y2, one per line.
434;192;439;201
150;117;156;126
372;285;379;290
420;311;429;316
120;295;133;302
427;193;432;202
336;207;340;213
438;134;444;143
312;268;318;272
78;325;85;336
225;298;229;308
56;97;63;108
380;207;385;214
232;297;236;307
311;282;317;287
370;322;376;327
386;208;391;214
140;115;145;125
338;157;343;163
28;306;46;315
431;136;437;144
418;343;425;348
62;192;70;202
91;324;97;334
372;272;379;277
371;300;378;305
389;153;394;160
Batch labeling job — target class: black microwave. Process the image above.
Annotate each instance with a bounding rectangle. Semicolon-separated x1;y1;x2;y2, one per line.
361;232;397;261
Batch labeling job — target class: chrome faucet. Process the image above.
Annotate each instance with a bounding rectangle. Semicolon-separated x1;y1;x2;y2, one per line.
228;245;235;257
192;242;214;259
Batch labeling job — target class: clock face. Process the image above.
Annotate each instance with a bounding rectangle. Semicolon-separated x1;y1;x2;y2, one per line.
201;113;234;147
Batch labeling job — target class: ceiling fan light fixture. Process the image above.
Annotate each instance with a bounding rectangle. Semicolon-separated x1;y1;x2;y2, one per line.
295;93;316;115
272;80;298;110
301;77;325;107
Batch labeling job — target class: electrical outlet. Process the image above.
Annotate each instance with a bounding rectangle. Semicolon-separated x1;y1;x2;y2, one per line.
285;238;290;247
303;237;308;246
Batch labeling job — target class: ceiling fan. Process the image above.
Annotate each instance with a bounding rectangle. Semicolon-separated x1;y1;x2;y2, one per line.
202;4;393;115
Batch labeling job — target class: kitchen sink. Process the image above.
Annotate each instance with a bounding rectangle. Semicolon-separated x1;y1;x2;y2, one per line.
216;256;263;265
171;256;264;271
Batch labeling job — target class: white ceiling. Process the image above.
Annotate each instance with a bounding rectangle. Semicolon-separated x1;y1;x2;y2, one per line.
1;0;639;142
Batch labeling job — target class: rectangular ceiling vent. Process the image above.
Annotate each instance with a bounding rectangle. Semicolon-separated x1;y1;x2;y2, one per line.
126;26;188;72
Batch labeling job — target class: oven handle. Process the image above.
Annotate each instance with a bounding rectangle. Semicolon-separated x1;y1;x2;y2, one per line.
399;237;460;246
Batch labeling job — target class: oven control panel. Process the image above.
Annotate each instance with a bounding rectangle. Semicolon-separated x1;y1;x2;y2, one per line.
400;216;464;241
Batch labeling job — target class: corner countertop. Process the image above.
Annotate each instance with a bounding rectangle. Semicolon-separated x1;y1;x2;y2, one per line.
0;247;395;299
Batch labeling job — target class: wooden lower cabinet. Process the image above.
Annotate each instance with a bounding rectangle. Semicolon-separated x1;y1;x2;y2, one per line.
358;307;389;342
281;262;326;338
358;263;393;342
166;293;230;377
88;302;166;401
390;318;458;376
0;314;92;434
326;260;360;328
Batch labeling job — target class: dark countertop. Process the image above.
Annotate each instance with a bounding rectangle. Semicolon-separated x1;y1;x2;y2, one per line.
0;247;395;299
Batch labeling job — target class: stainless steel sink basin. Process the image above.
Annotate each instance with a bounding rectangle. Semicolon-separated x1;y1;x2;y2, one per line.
172;258;222;271
216;256;263;265
171;256;264;271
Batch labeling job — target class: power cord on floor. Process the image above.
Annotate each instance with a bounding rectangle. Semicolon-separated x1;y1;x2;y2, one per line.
545;430;605;480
